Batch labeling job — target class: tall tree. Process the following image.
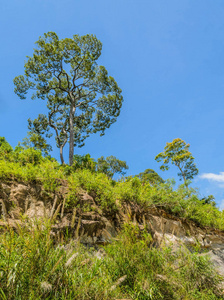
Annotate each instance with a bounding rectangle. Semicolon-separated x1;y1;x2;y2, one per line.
155;138;198;185
14;32;123;165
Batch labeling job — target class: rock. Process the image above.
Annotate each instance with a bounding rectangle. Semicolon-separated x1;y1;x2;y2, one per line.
77;191;95;206
81;219;103;236
10;184;29;211
25;201;50;219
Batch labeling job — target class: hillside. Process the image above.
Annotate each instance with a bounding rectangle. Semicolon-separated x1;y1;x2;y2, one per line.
0;142;224;299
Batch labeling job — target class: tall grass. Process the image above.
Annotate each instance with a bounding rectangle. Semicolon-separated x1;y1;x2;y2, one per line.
0;220;222;299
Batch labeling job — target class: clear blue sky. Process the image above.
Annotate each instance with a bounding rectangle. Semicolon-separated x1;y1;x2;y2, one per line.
1;0;224;207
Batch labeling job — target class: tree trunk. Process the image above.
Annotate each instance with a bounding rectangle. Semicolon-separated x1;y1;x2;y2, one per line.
60;146;64;165
69;103;74;166
181;170;188;188
183;173;186;184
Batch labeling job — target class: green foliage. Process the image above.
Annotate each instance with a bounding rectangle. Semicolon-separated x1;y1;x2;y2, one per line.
137;168;164;185
14;32;123;165
0;138;223;298
96;155;129;178
73;154;96;172
116;176;148;205
155;138;199;185
63;154;128;179
0;137;13;160
61;153;96;176
19;115;53;156
68;169;117;211
0;221;221;299
60;154;96;176
13;147;44;166
1;137;224;230
0;140;63;191
201;194;216;206
105;223;221;299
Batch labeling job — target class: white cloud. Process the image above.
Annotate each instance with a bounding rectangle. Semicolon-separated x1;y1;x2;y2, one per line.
200;172;224;183
199;172;224;209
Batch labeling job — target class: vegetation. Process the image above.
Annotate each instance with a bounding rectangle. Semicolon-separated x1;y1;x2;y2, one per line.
62;154;128;179
72;153;97;172
96;155;129;178
136;168;164;185
155;138;199;186
0;137;13;160
0;138;223;298
2;27;221;299
19;115;53;156
14;32;123;165
0;138;223;230
0;220;222;300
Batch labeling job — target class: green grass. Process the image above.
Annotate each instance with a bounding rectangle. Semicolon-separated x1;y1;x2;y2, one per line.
0;220;222;300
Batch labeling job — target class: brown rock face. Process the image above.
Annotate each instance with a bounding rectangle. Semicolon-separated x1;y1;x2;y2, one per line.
0;181;52;219
0;180;118;245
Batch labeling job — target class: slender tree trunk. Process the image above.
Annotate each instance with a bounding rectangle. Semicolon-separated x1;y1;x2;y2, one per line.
180;169;188;188
60;146;64;165
176;162;187;187
69;103;74;166
183;173;187;186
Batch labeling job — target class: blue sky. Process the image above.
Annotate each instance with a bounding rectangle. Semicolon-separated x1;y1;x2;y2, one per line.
1;0;224;207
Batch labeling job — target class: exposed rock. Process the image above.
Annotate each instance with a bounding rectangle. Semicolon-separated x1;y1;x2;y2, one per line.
77;190;95;206
1;179;224;279
81;220;103;235
26;201;50;219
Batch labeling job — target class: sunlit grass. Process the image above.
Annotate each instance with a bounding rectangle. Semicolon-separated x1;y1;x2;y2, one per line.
0;220;222;300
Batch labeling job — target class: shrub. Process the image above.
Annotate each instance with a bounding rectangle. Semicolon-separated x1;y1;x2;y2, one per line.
0;137;13;161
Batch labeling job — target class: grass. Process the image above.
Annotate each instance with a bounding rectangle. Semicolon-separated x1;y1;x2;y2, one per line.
0;219;222;300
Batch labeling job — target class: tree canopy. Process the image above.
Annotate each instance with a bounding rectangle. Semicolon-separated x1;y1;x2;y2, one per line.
73;154;96;172
14;32;123;165
137;168;164;185
0;137;13;160
155;138;198;185
96;155;129;178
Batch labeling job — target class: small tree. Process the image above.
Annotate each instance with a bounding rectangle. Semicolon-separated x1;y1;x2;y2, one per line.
14;32;123;165
137;169;164;185
96;155;128;178
73;154;96;172
155;138;198;185
18;115;52;157
201;195;216;206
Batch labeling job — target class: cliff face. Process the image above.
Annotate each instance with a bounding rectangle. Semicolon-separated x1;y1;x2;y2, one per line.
1;180;224;277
